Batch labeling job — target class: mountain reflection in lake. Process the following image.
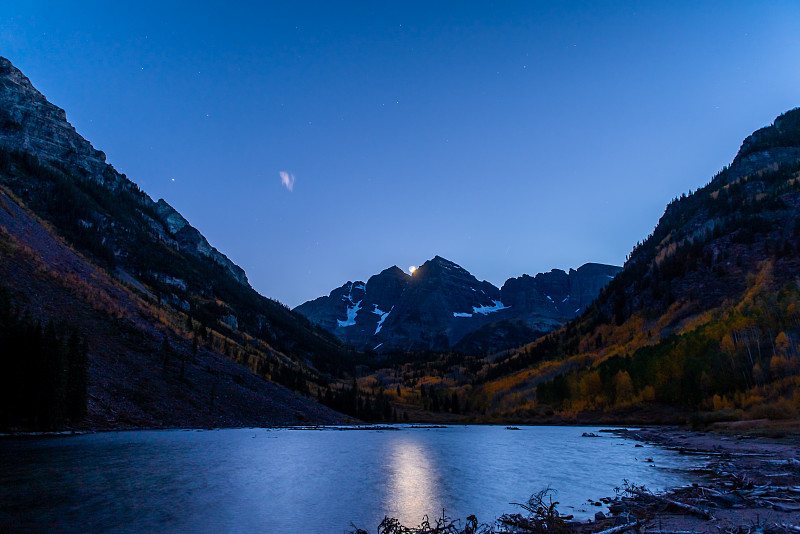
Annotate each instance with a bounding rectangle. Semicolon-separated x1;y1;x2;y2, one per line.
0;426;700;533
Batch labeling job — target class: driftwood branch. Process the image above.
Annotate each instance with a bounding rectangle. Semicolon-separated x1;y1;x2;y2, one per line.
592;520;640;534
626;488;714;520
772;502;800;512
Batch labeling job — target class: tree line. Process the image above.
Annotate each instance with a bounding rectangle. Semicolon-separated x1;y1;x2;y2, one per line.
0;288;88;430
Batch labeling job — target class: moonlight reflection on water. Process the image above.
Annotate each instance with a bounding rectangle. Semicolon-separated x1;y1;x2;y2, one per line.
386;437;441;524
0;426;701;533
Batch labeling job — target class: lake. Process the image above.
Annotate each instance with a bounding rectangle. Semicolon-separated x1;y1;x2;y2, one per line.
0;425;701;533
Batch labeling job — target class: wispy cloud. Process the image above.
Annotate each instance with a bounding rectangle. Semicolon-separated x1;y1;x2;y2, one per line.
279;171;295;192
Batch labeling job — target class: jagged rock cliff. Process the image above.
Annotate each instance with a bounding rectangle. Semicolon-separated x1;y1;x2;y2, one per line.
295;256;620;352
0;58;108;180
0;57;247;286
501;263;621;332
0;57;351;428
474;107;800;419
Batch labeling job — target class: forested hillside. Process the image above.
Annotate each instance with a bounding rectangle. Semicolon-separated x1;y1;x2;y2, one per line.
4;49;799;427
327;108;800;425
0;56;357;430
468;108;800;423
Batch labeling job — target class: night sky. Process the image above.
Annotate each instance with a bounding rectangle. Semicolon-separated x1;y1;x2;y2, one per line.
3;2;800;307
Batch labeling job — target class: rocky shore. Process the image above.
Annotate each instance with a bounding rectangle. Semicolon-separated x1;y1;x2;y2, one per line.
583;426;800;534
353;424;800;534
502;426;800;534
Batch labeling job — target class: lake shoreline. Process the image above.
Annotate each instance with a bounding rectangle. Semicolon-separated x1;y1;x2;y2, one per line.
348;424;800;533
570;426;800;534
1;425;689;533
2;423;797;532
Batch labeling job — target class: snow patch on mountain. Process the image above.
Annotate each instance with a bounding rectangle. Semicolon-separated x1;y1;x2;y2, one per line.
337;300;361;327
472;300;508;315
453;312;473;318
373;305;393;334
337;283;363;327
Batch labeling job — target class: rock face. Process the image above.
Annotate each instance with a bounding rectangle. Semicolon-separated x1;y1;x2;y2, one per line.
500;263;621;333
0;56;348;384
724;109;800;183
0;57;352;428
153;200;247;285
295;256;621;352
478;107;800;417
0;58;108;180
0;57;247;286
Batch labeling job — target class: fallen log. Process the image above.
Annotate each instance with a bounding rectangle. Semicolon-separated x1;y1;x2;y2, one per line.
772;486;800;494
592;520;640;534
773;503;800;512
626;488;714;520
672;448;725;456
696;486;724;497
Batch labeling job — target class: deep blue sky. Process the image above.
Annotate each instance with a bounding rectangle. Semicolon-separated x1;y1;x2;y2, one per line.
3;2;800;307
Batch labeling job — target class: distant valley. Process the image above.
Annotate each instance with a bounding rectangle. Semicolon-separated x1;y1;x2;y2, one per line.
2;53;800;430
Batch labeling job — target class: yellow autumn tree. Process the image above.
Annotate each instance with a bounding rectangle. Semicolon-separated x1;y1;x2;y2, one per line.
769;355;791;378
613;370;635;406
775;331;790;356
578;371;603;404
721;333;736;354
638;385;656;402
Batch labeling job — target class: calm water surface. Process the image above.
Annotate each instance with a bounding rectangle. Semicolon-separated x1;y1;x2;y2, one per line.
0;426;701;533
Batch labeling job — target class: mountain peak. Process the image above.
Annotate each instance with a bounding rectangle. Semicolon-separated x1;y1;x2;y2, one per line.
430;255;458;266
296;258;620;352
381;265;410;278
0;57;350;428
482;106;800;420
0;57;35;94
726;107;800;182
0;56;109;179
418;255;469;276
735;107;800;162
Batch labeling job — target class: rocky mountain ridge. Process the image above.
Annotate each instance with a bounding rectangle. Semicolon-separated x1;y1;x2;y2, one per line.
0;56;351;428
0;57;247;287
468;106;800;420
295;256;620;352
